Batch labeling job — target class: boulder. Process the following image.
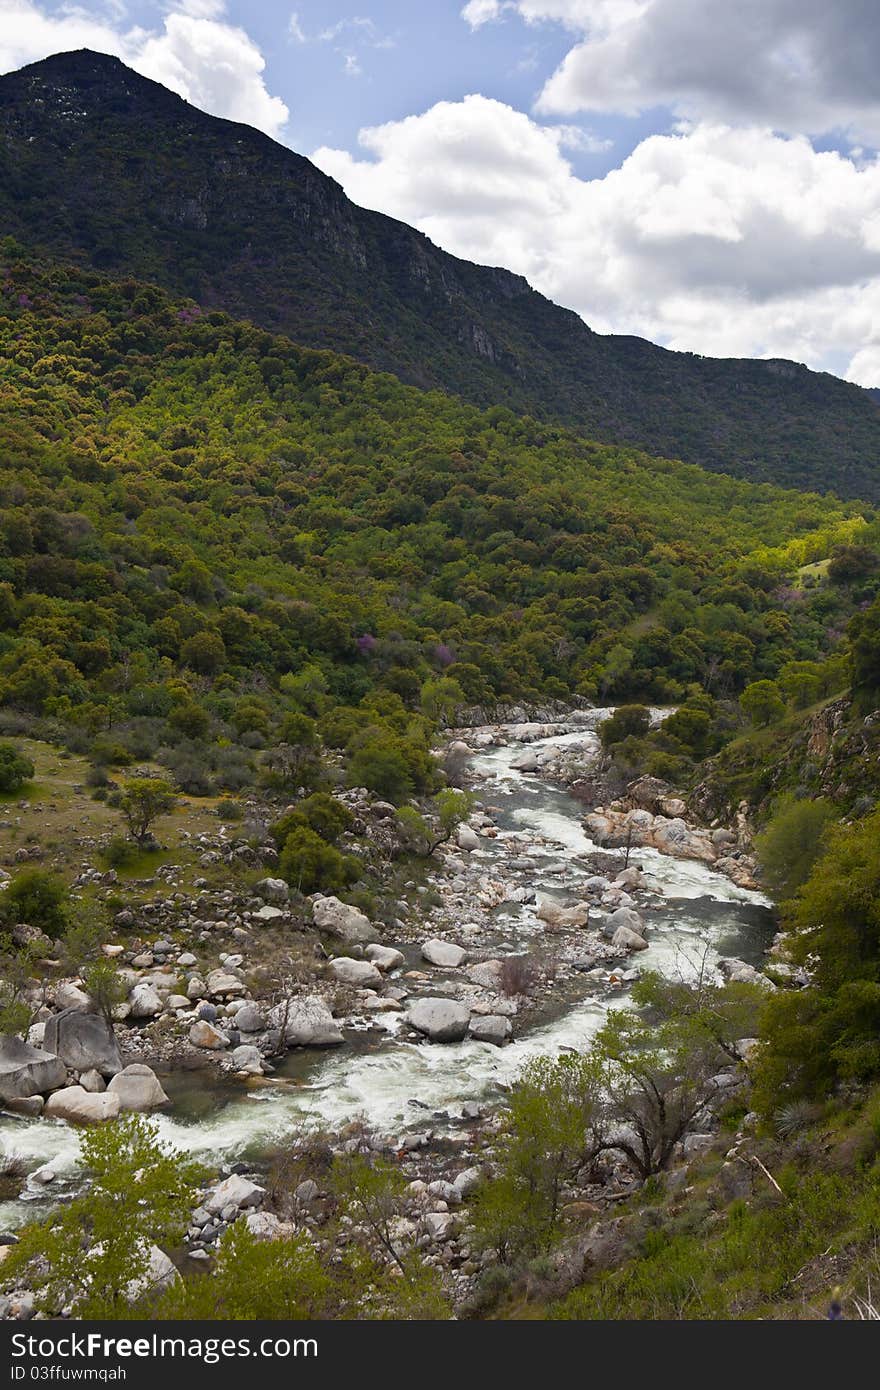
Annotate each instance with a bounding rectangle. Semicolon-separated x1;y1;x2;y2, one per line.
5;1095;43;1116
124;1245;179;1301
254;905;284;922
311;896;376;946
536;897;590;929
605;906;645;938
189;1021;228;1049
611;925;649;952
44;1085;121;1123
54;982;90;1012
42;1009;123;1077
422;1211;455;1241
79;1070;106;1093
128;983;163;1018
465;960;504;990
456;824;480;852
205;969;245;997
233;1002;267;1033
255;877;289;903
421;939;467;968
0;1036;66;1103
718;958;776;991
453;1167;483;1198
107;1064;169;1112
204;1174;264;1215
329;957;383;987
269;997;344;1047
406;998;470;1043
365;944;405;972
469;1014;512;1045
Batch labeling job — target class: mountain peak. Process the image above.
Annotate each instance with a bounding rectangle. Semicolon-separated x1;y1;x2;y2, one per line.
1;50;879;497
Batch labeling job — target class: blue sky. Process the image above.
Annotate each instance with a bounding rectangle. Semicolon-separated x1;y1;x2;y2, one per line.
4;1;880;387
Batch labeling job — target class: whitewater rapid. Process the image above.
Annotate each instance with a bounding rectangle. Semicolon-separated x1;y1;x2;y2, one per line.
0;728;773;1226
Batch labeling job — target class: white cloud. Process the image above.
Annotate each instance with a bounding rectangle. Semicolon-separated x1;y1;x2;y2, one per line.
465;0;880;147
0;0;289;138
288;11;306;43
313;97;880;385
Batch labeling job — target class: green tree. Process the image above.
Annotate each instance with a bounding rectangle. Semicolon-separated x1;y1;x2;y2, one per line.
599;704;650;748
3;1116;204;1318
279;825;358;895
347;734;412;803
740;679;785;727
118;776;175;844
158;1222;332;1320
1;867;68;936
754;794;835;900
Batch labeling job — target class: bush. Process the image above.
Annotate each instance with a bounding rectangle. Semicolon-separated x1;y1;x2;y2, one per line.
754;794;835;900
0;742;34;794
599;705;650;749
279;825;359;895
101;835;141;869
270;792;354;849
1;867;68;935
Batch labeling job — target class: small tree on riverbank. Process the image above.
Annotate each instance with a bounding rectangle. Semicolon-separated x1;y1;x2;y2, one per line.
118;776;175;844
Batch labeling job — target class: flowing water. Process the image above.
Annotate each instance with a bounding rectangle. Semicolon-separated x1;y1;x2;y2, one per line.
0;727;774;1228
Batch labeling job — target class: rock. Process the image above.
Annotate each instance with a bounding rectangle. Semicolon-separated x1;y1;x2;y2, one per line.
613;867;645;890
78;1070;106;1093
735;1037;762;1065
234;1003;267;1033
422;1211;455;1241
244;1212;287;1239
128;983;163;1018
177;952;197;967
627;776;673;814
611;925;649;952
0;1036;66;1103
165;994;190;1011
454;1167;483;1198
682;1133;715;1159
107;1064;169;1112
421;939;467;968
231;1045;264;1074
536;898;590;929
189;1021;228;1049
406;998;471;1042
204;1174;264;1215
295;1179;319;1205
122;1245;179;1301
605;906;645;937
465;960;504;989
255;877;289;903
661;798;689;818
206;969;245;997
42;1009;123;1077
197;1002;218;1022
364;944;405;972
5;1095;43;1116
186;977;206;1000
254;905;284;922
44;1086;121;1123
469;1014;512;1045
456;824;480;851
427;1180;462;1206
328;956;383;987
54;981;91;1012
269;997;344;1047
311;896;376;946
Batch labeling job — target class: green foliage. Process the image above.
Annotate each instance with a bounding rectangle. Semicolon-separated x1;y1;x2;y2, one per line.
270;791;353;849
0;740;33;793
347;733;414;803
396;788;474;856
740;679;785;727
754;808;880;1108
471;1054;599;1261
3;1116;204;1318
753;793;835;899
118;776;175;843
158;1222;332;1320
279;825;358;895
0;866;67;936
599;705;650;748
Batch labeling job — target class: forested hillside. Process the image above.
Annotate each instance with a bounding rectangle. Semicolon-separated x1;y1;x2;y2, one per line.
0;246;868;799
3;50;880;500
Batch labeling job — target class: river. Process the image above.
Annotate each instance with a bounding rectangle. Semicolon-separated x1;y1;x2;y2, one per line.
0;725;774;1228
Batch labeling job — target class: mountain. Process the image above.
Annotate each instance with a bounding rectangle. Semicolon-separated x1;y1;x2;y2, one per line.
2;49;880;500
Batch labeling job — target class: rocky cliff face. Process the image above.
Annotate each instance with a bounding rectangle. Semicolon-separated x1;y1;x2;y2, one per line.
4;49;880;497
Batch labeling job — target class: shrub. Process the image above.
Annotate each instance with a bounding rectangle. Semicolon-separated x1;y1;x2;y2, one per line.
599;705;650;749
1;867;68;935
0;742;34;794
270;792;354;849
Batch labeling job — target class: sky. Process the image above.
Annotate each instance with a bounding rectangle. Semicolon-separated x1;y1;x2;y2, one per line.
2;2;880;387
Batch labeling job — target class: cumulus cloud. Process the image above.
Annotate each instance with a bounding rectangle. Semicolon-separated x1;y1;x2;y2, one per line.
314;97;880;385
465;0;880;146
0;0;289;138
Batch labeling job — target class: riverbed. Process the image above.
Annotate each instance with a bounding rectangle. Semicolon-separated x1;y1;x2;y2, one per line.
0;725;774;1228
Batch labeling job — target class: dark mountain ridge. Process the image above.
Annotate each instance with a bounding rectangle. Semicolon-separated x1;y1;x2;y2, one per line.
2;49;880;499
